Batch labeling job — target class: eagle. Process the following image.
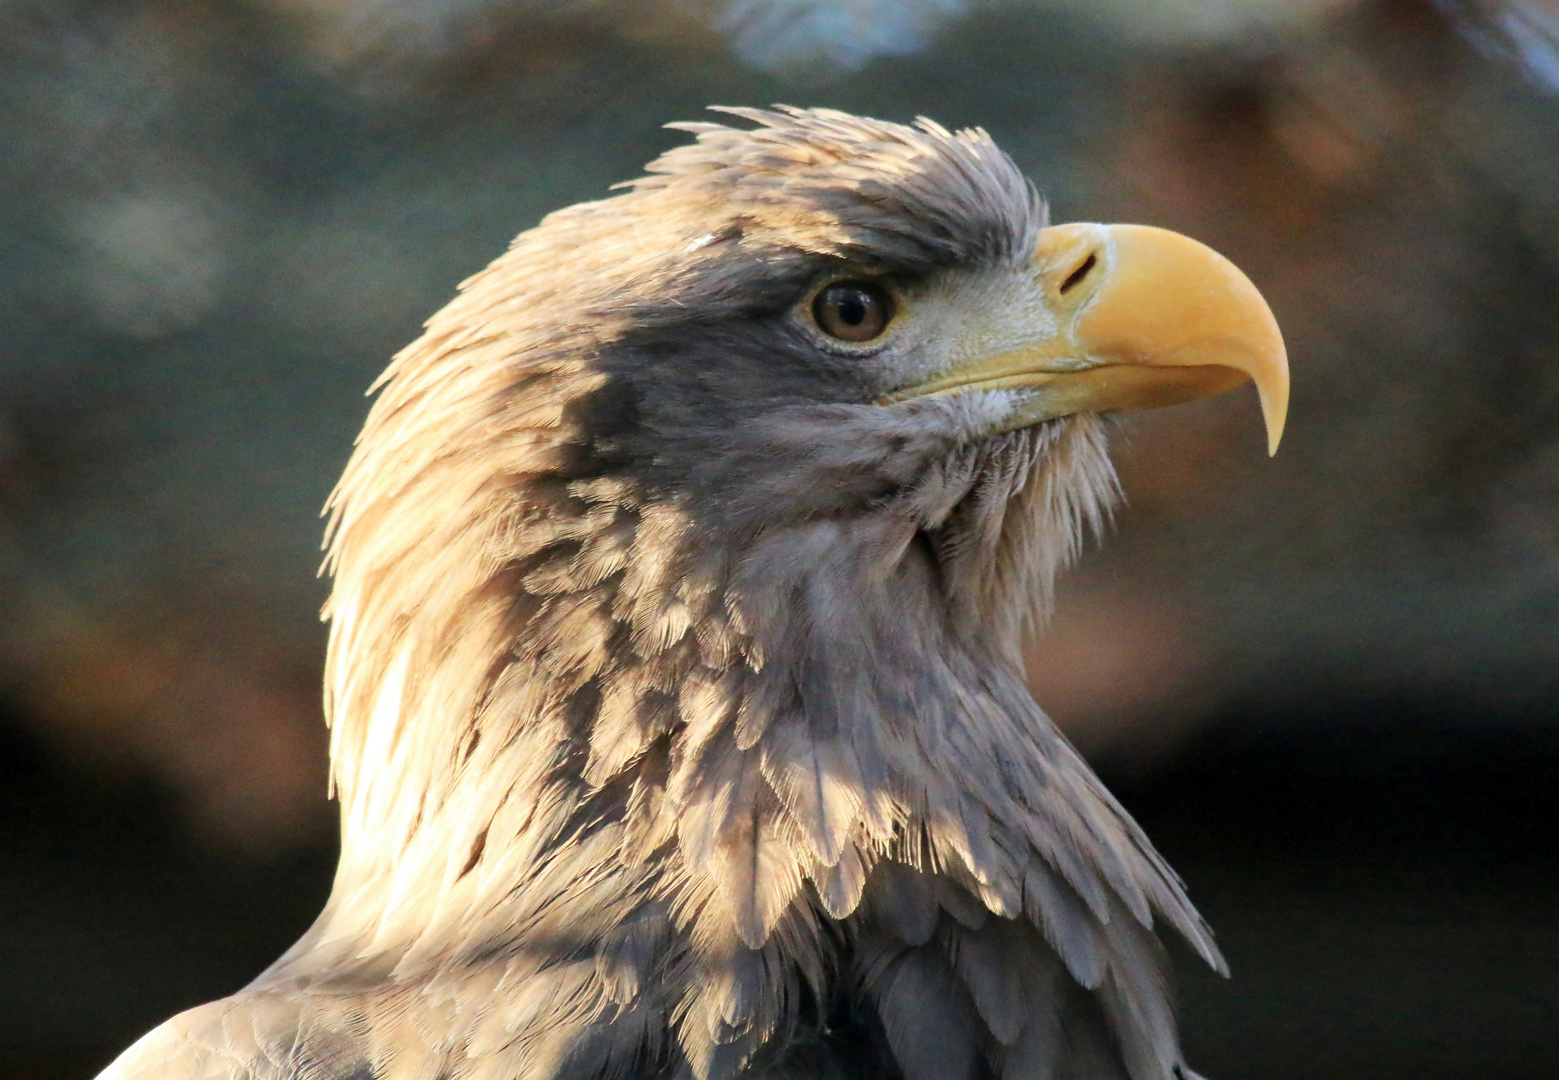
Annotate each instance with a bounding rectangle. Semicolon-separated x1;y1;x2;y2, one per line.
99;107;1287;1080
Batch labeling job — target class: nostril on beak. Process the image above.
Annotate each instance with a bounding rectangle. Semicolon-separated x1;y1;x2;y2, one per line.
1058;252;1098;295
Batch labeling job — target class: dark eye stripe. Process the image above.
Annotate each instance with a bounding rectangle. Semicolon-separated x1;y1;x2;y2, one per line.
812;281;892;343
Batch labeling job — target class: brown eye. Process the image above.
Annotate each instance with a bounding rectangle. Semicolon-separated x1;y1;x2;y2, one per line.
811;281;892;343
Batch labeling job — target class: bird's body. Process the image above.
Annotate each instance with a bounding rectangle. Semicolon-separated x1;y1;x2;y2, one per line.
99;108;1287;1080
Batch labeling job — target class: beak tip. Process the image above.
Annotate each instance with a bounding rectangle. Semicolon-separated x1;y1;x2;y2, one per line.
1259;378;1288;457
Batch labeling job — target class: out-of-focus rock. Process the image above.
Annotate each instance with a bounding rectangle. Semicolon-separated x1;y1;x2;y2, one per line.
2;585;331;851
714;0;967;71
267;0;972;74
1037;0;1362;46
1027;587;1215;765
71;188;229;338
1442;0;1559;93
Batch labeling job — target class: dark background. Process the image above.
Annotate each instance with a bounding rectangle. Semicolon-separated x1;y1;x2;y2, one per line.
3;0;1559;1076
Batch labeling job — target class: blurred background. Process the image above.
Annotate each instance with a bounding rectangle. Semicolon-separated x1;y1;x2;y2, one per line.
2;0;1558;1076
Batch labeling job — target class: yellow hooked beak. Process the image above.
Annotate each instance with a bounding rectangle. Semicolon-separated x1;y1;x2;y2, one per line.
884;223;1290;455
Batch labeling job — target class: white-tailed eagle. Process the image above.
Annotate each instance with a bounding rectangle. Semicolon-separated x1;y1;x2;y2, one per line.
100;107;1288;1080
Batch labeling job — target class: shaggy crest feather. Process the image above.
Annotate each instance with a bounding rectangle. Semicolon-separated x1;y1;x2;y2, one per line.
96;107;1223;1080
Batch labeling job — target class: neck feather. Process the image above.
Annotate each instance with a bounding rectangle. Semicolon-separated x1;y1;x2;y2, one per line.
296;329;1119;973
260;323;1229;1080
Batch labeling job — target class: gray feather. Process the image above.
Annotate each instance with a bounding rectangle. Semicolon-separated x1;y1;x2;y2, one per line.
865;943;980;1080
947;920;1027;1045
1023;859;1108;990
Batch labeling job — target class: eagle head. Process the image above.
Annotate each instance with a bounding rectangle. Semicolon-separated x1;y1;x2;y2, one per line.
100;108;1288;1080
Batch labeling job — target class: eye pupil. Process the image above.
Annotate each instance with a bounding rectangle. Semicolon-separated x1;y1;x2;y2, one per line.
812;281;891;343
